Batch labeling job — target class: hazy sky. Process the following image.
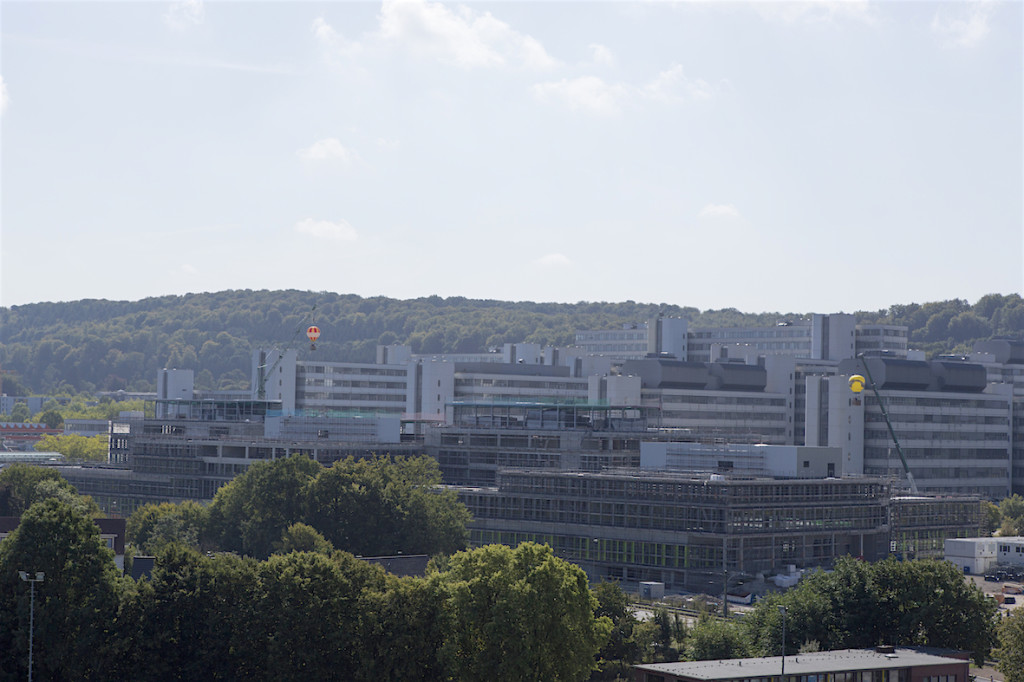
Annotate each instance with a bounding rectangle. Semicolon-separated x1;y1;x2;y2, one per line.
2;1;1021;313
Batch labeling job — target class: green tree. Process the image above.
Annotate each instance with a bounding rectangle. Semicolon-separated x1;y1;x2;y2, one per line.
249;551;386;679
34;433;108;461
592;580;641;667
126;500;209;554
1000;494;1024;519
306;455;470;557
0;463;78;515
996;607;1024;682
31;478;101;516
357;575;449;682
115;545;261;680
0;498;124;681
982;500;1002;535
437;542;611;682
869;558;997;663
651;608;679;662
206;454;322;558
1000;495;1024;535
276;521;334;554
687;613;750;661
36;409;64;429
10;402;31;422
744;557;998;666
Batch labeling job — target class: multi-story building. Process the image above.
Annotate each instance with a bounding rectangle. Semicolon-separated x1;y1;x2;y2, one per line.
428;401;649;485
60;394;417;514
640;442;843;479
806;356;1013;499
611;357;795;444
574;323;654;361
459;468;979;592
971;339;1024;494
685;314;907;363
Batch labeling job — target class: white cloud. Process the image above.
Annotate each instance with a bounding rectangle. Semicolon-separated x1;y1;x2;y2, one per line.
644;64;715;102
533;76;628;116
179;264;199;276
534;65;717;115
374;0;558;69
699;204;741;220
931;2;993;48
376;137;401;151
311;17;363;57
0;75;8;114
294;218;359;242
755;1;876;26
163;0;205;30
534;253;573;268
298;138;358;163
588;43;615;67
312;17;335;42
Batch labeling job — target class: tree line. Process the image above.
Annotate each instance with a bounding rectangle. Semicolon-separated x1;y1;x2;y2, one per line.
1;497;610;681
591;556;1008;678
127;453;472;560
0;460;610;681
2;289;1021;395
2;461;1020;680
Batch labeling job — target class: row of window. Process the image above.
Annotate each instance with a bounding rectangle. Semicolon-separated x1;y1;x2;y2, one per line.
658;395;788;406
299;366;407;376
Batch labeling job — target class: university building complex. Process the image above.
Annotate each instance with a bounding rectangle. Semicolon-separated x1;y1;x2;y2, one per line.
52;313;1024;590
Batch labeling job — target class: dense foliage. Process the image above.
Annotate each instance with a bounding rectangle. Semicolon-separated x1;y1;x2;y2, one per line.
996;607;1024;682
990;494;1024;536
0;463;86;516
0;497;123;680
741;556;998;666
0;469;1013;678
1;492;609;682
124;454;470;561
33;434;109;462
3;289;1019;395
438;542;612;682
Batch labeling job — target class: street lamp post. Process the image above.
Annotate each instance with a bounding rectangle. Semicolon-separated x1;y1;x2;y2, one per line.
18;571;44;682
778;605;787;681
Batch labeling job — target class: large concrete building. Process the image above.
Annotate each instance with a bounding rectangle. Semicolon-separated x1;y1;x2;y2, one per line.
458;468;979;592
59;393;417;514
247;332;1024;500
805;355;1014;498
574;314;908;364
429;401;649;485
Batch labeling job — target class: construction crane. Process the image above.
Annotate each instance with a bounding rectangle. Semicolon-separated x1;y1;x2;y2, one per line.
849;354;919;495
255;307;318;401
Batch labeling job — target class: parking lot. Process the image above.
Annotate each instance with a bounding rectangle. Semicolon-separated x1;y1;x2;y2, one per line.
968;573;1024;613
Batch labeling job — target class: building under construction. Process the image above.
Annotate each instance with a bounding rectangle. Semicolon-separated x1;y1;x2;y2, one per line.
60;397;419;514
458;468;980;592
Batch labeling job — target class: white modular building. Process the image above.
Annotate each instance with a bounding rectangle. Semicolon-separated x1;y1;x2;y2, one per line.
944;537;999;574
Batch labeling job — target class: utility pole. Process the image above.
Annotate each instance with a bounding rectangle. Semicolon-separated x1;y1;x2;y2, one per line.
19;571;44;682
778;604;787;681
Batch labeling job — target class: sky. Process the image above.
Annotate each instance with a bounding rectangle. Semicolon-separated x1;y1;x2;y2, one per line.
1;0;1021;314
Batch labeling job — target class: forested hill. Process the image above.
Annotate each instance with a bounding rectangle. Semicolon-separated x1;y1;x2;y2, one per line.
1;290;1022;395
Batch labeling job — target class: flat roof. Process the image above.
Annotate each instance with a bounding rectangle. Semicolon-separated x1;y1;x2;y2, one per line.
634;648;965;679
